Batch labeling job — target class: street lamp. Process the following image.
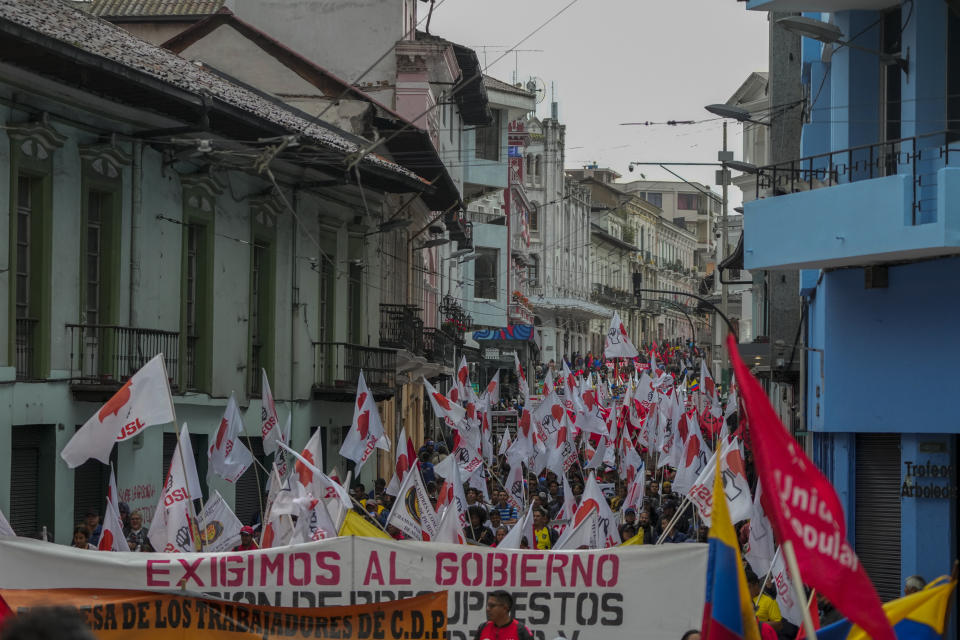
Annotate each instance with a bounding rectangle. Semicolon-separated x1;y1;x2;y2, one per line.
705;104;770;128
776;16;908;73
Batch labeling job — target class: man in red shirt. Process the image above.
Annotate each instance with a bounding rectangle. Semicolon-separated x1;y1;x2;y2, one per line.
233;526;259;551
473;591;533;640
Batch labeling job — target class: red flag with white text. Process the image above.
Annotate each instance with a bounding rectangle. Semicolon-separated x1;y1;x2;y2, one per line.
727;334;894;640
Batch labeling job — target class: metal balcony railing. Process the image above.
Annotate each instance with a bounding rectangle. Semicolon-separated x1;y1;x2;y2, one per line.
379;304;424;354
15;317;37;381
590;283;634;307
754;130;960;225
313;342;396;393
66;324;180;389
422;328;455;365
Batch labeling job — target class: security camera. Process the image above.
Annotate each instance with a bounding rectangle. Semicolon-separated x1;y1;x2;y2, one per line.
628;165;634;172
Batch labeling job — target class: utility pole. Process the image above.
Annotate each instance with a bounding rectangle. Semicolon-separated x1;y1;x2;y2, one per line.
718;122;731;379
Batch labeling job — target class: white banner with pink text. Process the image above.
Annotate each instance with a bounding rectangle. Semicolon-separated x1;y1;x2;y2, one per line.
0;536;706;640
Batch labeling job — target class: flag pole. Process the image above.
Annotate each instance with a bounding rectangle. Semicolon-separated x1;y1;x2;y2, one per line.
655;495;691;545
781;539;819;640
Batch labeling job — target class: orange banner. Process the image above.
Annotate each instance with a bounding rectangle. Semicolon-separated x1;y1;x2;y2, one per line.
0;589;447;640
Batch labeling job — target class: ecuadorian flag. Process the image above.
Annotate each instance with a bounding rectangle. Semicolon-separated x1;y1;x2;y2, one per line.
701;455;761;640
815;575;956;640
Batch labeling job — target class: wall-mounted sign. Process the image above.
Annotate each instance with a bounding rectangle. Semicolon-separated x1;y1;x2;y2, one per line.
901;460;957;499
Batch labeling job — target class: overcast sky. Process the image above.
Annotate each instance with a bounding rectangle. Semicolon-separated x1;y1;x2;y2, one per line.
431;0;769;207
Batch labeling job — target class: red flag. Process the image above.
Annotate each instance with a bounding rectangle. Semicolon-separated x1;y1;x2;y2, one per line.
727;335;894;640
0;591;12;625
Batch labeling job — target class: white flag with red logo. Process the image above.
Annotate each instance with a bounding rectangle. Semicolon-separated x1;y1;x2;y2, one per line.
514;352;529;406
743;482;777;576
672;419;711;496
148;424;202;553
497;506;534;549
208;393;254;483
562;472;620;548
386;427;417;496
291;429;324;496
339;371;388;473
279;442;352;510
620;435;645;484
481;370;501;407
98;465;128;552
289;497;338;545
545;420;578;477
622;473;645;516
260;370;282;455
579;379;610;435
584;436;607;471
0;508;15;537
435;459;469;530
434;503;465;545
553;504;599;550
498;429;512;456
451;356;471;404
62;354;175;468
604;311;639;358
504;460;525;511
555;473;577;533
700;359;722;418
423;377;466;428
687;438;753;526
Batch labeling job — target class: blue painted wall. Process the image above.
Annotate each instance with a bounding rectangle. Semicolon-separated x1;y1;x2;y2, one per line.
809;257;960;433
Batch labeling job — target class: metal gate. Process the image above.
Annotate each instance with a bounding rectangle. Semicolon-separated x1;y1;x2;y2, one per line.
855;433;902;601
10;425;54;539
234;436;266;526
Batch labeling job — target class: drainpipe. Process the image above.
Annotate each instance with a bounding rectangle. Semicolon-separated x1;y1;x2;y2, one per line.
129;140;142;327
290;189;299;420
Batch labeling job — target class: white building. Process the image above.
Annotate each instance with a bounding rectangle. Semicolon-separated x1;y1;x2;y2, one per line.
523;115;605;362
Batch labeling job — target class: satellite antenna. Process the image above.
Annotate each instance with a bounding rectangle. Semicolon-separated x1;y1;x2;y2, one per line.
525;77;547;104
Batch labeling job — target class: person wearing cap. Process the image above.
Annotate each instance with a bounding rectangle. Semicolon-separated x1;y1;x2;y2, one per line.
83;510;103;546
233;526;259;551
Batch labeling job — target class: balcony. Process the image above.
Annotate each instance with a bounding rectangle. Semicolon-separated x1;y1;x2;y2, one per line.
745;0;895;11
745;132;960;271
66;324;180;398
15;317;37;381
422;327;455;365
312;342;396;401
379;304;424;355
507;303;534;325
590;283;635;308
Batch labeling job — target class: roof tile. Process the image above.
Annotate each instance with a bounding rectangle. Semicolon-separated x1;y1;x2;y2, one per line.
86;0;224;18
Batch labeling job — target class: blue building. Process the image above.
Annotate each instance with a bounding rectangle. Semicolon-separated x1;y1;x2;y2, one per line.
741;1;959;604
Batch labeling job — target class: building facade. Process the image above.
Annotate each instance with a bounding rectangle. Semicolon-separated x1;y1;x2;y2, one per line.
523;115;604;364
0;0;445;540
742;0;960;608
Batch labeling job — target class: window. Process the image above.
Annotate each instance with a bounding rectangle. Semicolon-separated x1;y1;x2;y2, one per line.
249;241;275;396
475;109;501;161
529;203;538;231
643;191;662;208
14;175;40;380
474;248;499;300
677;193;698;210
347;262;363;344
527;255;540;287
948;10;960;143
180;185;215;393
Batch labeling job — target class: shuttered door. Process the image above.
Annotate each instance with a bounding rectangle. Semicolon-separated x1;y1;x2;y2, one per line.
855;434;901;601
10;428;41;538
234;437;266;526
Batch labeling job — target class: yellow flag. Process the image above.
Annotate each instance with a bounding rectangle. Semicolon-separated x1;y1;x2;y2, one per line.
618;530;644;546
339;510;391;539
